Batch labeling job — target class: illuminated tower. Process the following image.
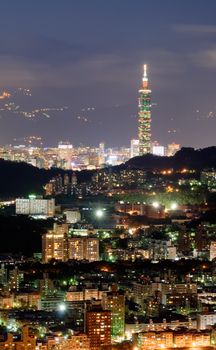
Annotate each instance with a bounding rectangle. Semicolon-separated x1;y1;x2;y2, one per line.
86;305;111;349
102;289;125;339
138;64;152;155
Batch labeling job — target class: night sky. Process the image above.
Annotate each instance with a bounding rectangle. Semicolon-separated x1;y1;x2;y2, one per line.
0;0;216;148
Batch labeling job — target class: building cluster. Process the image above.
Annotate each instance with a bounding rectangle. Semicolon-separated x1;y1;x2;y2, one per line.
2;193;216;350
42;223;99;263
42;165;200;199
1;243;216;350
0;139;180;171
0;143;131;170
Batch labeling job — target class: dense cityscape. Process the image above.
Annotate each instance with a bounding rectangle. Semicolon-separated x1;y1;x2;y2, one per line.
1;1;216;350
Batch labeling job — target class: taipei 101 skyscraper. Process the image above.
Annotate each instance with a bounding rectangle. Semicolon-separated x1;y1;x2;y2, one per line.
138;64;152;155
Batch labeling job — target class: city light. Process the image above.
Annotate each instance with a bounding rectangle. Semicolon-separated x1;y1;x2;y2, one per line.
28;194;36;199
95;209;104;218
0;3;216;350
58;303;66;312
170;202;178;210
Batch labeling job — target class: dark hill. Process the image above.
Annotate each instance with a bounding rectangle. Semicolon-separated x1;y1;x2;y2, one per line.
125;146;216;171
0;159;93;198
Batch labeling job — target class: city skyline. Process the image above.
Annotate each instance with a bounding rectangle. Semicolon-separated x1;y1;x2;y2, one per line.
2;3;216;349
0;1;216;147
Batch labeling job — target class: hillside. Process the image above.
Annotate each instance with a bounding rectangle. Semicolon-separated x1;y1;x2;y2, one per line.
125;147;216;170
1;147;216;198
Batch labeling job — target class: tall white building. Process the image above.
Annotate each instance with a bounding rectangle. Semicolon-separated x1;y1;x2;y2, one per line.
130;139;139;158
152;145;165;156
99;142;105;165
16;196;55;217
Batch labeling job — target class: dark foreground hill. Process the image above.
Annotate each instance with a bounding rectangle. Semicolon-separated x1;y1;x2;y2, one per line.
1;147;216;198
0;159;93;198
0;159;52;198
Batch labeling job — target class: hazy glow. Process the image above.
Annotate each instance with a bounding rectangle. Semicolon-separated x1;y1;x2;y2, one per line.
95;209;104;218
170;202;178;210
58;303;66;312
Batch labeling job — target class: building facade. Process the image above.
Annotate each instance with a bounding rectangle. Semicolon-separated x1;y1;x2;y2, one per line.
15;197;55;217
102;290;125;339
86;306;111;350
68;237;99;261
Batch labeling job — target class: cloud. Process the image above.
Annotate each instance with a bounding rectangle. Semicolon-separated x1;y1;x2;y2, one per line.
192;48;216;69
174;24;216;34
0;47;187;90
0;51;133;88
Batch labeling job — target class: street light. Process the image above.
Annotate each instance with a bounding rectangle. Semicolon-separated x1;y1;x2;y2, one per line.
170;202;178;210
152;201;159;208
58;303;66;312
95;209;104;218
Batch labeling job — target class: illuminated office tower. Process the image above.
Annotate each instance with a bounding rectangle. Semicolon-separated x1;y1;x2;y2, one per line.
138;64;152;155
86;304;111;349
102;289;125;339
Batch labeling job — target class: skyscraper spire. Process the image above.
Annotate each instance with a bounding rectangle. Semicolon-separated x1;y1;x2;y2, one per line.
138;64;152;155
143;64;147;79
142;64;148;89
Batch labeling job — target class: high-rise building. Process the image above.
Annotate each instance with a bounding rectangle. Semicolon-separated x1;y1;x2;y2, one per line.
68;237;99;261
58;141;73;169
102;288;125;339
130;139;139;158
42;224;68;263
152;145;165;156
98;142;105;165
86;304;111;349
138;64;152;155
85;238;99;261
8;266;23;292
